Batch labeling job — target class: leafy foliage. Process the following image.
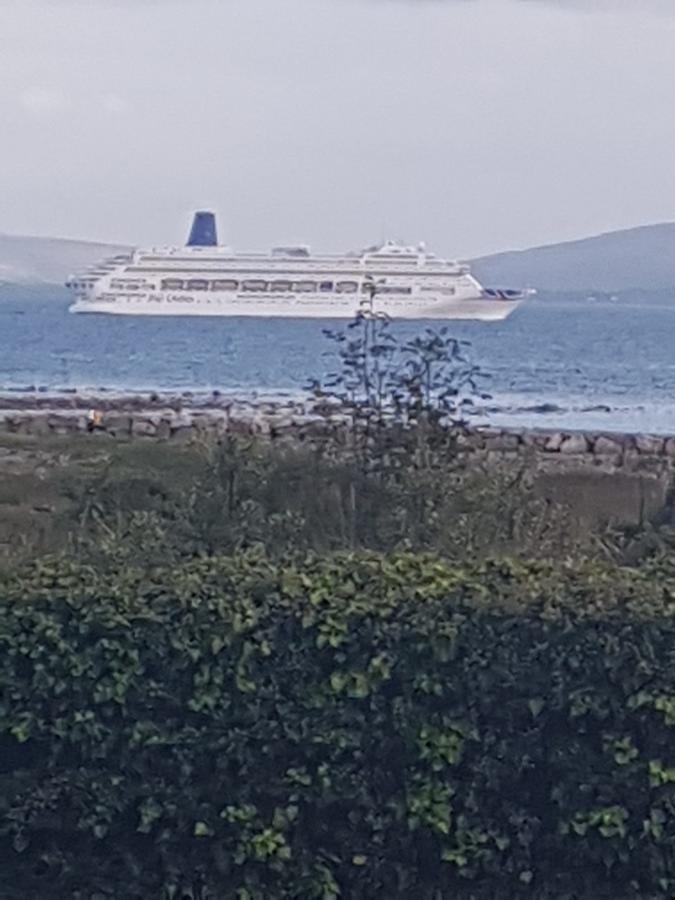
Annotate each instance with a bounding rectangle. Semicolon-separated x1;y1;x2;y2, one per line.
53;316;579;567
55;433;582;568
3;552;675;897
310;312;485;486
313;311;484;427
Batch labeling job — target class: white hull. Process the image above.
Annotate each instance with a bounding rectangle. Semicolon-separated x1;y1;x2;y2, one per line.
69;294;521;321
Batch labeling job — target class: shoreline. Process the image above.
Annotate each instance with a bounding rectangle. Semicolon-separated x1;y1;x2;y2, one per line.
0;388;672;437
1;390;675;466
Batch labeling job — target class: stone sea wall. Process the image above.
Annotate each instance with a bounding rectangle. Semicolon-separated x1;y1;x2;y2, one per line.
1;392;675;472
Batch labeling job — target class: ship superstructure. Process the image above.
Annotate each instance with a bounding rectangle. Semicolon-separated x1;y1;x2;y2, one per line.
67;212;530;320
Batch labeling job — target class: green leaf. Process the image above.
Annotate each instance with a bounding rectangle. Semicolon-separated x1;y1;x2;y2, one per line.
528;697;545;719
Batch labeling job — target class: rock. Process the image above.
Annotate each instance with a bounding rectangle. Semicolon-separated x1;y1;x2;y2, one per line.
560;434;589;455
191;414;218;433
213;420;228;435
635;434;665;455
665;438;675;459
14;415;35;434
485;433;521;451
594;436;624;456
249;415;272;436
228;418;254;436
155;419;172;440
131;417;158;437
455;432;483;449
622;449;643;469
520;431;550;448
103;414;132;436
544;433;564;452
171;411;193;429
47;413;82;434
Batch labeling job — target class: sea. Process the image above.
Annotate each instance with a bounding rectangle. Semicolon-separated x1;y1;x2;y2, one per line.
3;291;675;434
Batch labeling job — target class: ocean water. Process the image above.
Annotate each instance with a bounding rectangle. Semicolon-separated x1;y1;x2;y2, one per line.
2;293;675;434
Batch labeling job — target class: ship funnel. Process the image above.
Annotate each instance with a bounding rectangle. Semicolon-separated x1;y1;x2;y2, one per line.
187;211;218;247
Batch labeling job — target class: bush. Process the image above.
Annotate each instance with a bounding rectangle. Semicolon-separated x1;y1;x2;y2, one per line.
2;552;675;898
57;432;585;568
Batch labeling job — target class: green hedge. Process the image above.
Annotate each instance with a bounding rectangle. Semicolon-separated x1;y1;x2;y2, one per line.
2;553;675;898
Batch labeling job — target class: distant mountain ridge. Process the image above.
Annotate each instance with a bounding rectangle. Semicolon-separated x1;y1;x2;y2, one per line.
2;223;675;294
0;234;128;286
470;223;675;293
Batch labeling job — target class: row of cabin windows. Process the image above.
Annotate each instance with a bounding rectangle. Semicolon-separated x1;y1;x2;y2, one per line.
160;278;413;295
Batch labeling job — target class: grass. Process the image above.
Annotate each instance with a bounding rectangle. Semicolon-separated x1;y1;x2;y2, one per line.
0;428;671;573
0;433;206;567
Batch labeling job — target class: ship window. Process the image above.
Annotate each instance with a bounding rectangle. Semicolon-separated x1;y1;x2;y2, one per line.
271;280;292;292
336;281;358;294
294;281;317;293
319;281;333;292
211;279;239;291
272;246;310;258
162;278;185;290
242;279;268;292
187;279;209;291
380;286;413;295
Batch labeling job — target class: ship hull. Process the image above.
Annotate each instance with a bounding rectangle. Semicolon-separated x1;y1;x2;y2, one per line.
69;295;522;321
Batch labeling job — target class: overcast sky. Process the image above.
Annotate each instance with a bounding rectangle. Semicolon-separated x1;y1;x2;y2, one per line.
1;0;675;257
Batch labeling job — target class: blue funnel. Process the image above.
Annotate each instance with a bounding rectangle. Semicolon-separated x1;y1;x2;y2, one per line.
187;211;218;247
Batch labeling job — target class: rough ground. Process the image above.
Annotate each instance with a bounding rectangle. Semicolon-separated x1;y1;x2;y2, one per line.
0;428;672;571
0;433;203;566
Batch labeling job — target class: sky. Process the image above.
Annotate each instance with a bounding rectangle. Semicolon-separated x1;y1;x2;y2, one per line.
1;0;675;257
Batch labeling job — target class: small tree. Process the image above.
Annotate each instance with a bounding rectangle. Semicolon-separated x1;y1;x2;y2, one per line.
311;298;486;464
307;299;490;547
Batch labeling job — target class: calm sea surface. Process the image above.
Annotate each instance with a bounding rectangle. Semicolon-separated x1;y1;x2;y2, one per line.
3;294;675;434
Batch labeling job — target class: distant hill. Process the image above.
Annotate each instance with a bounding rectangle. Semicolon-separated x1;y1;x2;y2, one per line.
0;234;128;286
470;223;675;293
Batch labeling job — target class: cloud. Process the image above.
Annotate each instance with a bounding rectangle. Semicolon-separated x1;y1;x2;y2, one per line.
17;86;130;118
379;0;674;9
102;93;130;115
522;0;673;8
19;86;70;116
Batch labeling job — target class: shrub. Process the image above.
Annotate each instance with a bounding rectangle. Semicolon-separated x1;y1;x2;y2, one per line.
2;552;675;898
59;431;584;567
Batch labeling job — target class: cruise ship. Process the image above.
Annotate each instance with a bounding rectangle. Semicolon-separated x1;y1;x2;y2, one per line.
67;212;531;320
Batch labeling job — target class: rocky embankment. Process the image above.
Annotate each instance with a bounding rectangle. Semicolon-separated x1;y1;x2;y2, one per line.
0;391;674;472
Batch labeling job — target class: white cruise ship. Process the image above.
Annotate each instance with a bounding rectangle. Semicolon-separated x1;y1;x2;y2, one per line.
67;212;531;321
